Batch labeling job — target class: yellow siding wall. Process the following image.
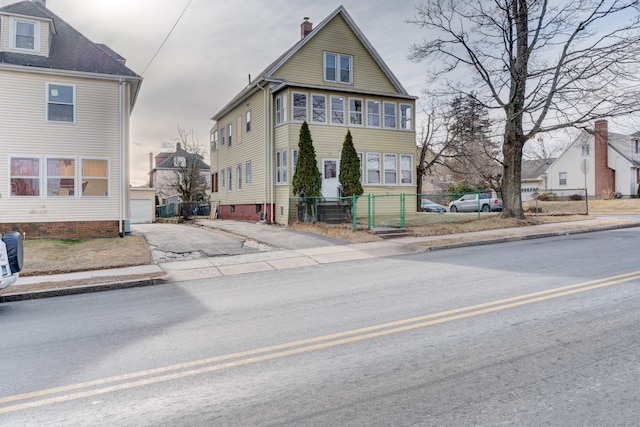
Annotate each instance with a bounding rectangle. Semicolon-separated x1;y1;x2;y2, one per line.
0;69;130;223
275;15;397;94
210;89;269;207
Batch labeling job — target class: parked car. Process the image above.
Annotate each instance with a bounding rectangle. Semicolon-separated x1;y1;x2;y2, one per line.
420;199;447;213
0;232;23;290
449;193;503;213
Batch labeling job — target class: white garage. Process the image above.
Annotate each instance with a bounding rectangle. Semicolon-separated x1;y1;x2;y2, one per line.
130;187;156;224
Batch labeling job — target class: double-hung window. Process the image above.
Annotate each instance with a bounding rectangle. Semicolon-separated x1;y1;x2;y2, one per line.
227;168;232;191
236;165;242;190
291;149;299;178
559;172;567;186
312;94;326;123
13;19;37;51
330;96;345;125
400;154;413;184
275;94;287;125
227;124;233;147
292;92;308;122
349;98;363;126
246;161;252;184
366;153;381;184
276;150;288;184
10;157;40;196
367;100;380;127
220;127;225;147
384;153;397;185
47;158;75;197
383;102;396;128
82;159;109;197
246;111;251;132
400;104;413;130
324;52;352;84
47;84;75;123
211;129;218;152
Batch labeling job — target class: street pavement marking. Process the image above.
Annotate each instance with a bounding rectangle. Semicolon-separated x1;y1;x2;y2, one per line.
2;270;639;414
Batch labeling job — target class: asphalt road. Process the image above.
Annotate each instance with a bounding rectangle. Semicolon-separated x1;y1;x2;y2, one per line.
1;228;639;425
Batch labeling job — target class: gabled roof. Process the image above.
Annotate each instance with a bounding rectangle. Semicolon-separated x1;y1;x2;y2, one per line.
608;132;640;167
0;1;141;104
212;5;413;121
521;159;555;180
155;147;210;171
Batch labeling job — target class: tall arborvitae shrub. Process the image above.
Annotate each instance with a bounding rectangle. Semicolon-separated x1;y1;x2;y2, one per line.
339;130;363;198
292;122;322;221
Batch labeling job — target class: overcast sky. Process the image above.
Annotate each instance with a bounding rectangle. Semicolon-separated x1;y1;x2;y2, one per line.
1;0;431;186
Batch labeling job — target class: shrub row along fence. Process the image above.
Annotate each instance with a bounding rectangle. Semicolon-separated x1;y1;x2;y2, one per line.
289;188;588;230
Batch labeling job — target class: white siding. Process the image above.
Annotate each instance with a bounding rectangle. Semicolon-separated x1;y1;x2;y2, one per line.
0;69;130;223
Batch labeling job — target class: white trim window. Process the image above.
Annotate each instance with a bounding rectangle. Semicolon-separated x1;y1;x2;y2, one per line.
227;123;233;147
221;168;226;189
47;83;75;123
210;129;218;152
246;161;252;184
227;167;232;191
275;94;288;125
349;98;363;126
330;96;345;125
220;127;225;147
400;104;413;130
246;110;251;132
384;153;397;185
292;92;308;122
82;159;109;197
47;158;75;197
367;100;380;127
400;154;413;184
311;94;326;124
236;165;242;190
12;18;38;51
291;149;299;178
276;150;288;184
10;157;40;197
366;153;381;185
324;52;353;84
559;172;567;186
383;102;397;129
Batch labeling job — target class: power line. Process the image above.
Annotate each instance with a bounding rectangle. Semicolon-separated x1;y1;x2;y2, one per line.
141;0;193;76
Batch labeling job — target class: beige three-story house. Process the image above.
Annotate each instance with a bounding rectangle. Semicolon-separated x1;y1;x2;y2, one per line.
210;6;417;224
0;0;141;238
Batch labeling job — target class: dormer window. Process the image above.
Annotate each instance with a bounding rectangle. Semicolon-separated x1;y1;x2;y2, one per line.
12;18;39;52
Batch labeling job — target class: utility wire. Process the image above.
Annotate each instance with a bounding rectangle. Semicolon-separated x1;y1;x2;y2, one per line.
141;0;193;76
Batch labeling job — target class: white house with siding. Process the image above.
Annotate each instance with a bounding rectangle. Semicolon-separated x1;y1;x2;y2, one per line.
0;0;141;238
209;6;417;224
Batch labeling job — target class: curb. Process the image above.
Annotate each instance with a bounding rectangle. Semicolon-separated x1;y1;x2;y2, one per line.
0;276;168;302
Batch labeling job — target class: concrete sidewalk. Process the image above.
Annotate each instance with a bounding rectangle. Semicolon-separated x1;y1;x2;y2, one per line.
3;216;639;302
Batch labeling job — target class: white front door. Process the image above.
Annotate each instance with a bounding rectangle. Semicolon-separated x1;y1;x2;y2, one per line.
321;158;339;198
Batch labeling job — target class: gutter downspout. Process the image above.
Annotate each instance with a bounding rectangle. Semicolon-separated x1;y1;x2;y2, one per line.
258;82;268;222
118;78;125;237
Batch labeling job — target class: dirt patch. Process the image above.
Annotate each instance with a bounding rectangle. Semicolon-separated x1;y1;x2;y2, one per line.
21;234;153;276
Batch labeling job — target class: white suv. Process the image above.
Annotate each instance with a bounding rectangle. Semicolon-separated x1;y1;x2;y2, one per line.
0;232;23;290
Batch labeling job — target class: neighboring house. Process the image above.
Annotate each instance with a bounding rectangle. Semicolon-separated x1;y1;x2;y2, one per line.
521;158;554;201
149;142;211;205
210;6;417;224
545;120;640;198
0;0;142;238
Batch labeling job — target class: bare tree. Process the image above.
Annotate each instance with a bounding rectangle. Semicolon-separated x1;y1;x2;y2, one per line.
409;0;640;218
161;127;210;219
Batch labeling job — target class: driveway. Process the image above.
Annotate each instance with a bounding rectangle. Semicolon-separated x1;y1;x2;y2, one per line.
131;221;347;263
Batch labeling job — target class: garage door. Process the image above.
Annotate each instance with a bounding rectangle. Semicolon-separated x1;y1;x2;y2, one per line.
130;199;153;223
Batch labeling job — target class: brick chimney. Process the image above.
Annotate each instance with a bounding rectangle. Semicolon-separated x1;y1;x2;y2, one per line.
301;17;313;39
594;119;615;196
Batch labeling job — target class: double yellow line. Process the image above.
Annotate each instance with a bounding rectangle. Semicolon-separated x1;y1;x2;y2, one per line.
2;270;639;414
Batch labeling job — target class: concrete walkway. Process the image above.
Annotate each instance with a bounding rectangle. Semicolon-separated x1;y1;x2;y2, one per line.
3;216;639;301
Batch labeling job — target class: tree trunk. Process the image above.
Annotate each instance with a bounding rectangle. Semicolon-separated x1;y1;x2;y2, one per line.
501;126;525;219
